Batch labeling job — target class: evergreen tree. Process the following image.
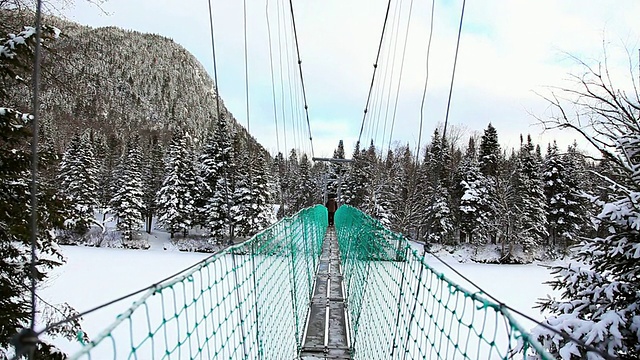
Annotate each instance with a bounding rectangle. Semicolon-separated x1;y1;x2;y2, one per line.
543;142;586;249
96;134;121;222
196;133;221;228
479;123;501;177
58;132;99;236
142;135;164;233
204;114;234;241
341;141;368;208
272;151;286;219
0;109;76;357
283;149;300;216
363;154;395;227
512;135;548;253
389;144;419;238
297;154;315;209
327;140;346;198
246;150;273;233
418;130;454;244
533;59;640;358
455;141;491;244
110;136;145;244
0;24;86;357
231;147;253;237
156;130;196;238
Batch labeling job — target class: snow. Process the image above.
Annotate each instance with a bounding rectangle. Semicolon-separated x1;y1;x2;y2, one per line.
40;241;559;358
40;245;211;356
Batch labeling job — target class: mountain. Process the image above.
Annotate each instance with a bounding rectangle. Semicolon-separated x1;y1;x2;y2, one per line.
3;10;257;152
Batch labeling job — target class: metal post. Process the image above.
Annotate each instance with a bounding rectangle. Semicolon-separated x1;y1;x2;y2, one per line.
286;219;301;351
251;239;261;359
231;251;248;359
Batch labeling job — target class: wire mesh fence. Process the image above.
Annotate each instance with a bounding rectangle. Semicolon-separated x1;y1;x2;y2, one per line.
69;205;327;360
63;203;552;360
334;205;553;360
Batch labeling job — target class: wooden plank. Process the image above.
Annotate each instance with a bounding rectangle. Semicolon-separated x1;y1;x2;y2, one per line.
300;227;351;359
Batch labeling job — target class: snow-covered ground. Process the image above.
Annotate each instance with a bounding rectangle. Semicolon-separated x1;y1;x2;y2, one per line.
40;240;560;358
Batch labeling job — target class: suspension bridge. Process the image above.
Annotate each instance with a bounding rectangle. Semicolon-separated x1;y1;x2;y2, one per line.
49;205;546;359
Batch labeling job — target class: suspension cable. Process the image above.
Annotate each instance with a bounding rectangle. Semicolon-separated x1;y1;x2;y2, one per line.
287;0;315;158
243;0;251;136
265;0;281;153
385;0;415;154
281;0;299;155
357;0;393;146
442;0;465;141
415;0;436;163
207;0;221;123
275;0;288;153
376;0;403;147
29;0;44;339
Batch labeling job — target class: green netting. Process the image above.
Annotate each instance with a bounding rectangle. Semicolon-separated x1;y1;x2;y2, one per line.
335;205;553;360
70;205;327;360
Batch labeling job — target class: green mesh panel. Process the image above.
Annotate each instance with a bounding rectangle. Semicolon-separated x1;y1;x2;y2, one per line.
334;205;552;360
70;205;327;360
68;204;552;360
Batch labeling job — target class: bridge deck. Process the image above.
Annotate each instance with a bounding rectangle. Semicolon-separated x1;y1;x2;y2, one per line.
300;226;351;359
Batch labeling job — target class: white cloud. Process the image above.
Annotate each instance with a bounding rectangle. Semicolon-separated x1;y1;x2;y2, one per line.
65;0;639;157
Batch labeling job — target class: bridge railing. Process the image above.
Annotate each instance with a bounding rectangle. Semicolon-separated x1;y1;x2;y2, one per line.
70;205;327;360
334;205;553;360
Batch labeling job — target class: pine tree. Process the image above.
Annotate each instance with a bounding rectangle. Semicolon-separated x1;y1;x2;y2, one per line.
245;150;273;234
231;148;253;237
204;114;234;242
479;123;501;178
156;130;196;238
532;58;640;358
512;135;547;253
142;135;164;234
284;149;300;216
96;134;121;222
0;24;87;356
297;154;316;209
0;109;75;357
363;151;395;227
418;130;454;244
327;140;346;197
389;144;419;238
341;141;368;208
272;151;286;219
455;140;491;244
543;142;586;249
58;132;99;236
110;136;145;244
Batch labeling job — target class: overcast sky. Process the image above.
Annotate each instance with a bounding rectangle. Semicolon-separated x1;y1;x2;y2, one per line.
63;0;639;158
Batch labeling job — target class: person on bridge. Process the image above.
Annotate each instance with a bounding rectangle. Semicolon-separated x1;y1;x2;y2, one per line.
325;196;338;226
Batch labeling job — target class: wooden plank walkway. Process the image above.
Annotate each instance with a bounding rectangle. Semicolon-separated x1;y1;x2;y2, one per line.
300;226;351;359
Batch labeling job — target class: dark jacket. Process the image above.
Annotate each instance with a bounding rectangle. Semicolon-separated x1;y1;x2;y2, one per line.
326;198;338;213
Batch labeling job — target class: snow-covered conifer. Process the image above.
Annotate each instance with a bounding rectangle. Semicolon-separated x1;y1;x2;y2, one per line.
533;57;640;359
512;135;548;251
110;136;145;244
156;130;196;238
142;135;164;233
543;142;586;248
455;145;491;244
58;132;99;236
